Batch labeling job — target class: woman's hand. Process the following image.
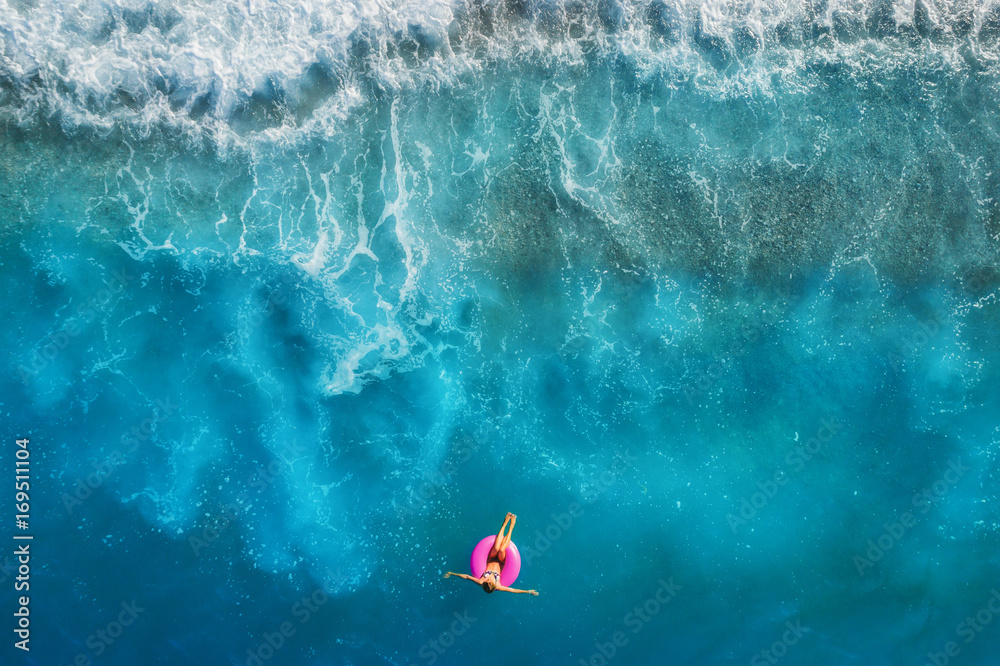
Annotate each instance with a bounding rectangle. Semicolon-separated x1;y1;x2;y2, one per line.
529;590;539;596
443;572;452;578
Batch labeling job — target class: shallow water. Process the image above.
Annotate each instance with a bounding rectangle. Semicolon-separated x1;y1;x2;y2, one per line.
2;1;1000;664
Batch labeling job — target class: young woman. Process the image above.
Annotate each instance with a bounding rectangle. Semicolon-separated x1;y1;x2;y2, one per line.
443;513;539;595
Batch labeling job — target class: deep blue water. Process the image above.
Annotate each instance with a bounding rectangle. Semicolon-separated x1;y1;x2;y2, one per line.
2;1;1000;665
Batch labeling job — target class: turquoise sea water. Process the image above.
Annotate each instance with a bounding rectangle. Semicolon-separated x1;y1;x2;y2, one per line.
2;1;1000;664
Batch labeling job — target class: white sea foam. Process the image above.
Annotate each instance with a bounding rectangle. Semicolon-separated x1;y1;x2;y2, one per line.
2;0;998;144
292;228;331;276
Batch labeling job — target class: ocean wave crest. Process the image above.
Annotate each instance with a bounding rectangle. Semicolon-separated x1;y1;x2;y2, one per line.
2;0;1000;144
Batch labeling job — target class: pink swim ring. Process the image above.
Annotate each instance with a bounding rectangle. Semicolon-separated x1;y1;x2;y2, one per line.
469;535;521;587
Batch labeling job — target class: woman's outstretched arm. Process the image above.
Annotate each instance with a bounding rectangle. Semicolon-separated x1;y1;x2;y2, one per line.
497;585;538;596
443;571;481;583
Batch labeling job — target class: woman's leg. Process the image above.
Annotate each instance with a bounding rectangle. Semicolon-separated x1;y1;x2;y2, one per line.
500;514;516;551
492;513;513;552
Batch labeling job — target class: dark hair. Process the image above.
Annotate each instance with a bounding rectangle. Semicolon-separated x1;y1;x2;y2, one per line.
482;579;496;593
